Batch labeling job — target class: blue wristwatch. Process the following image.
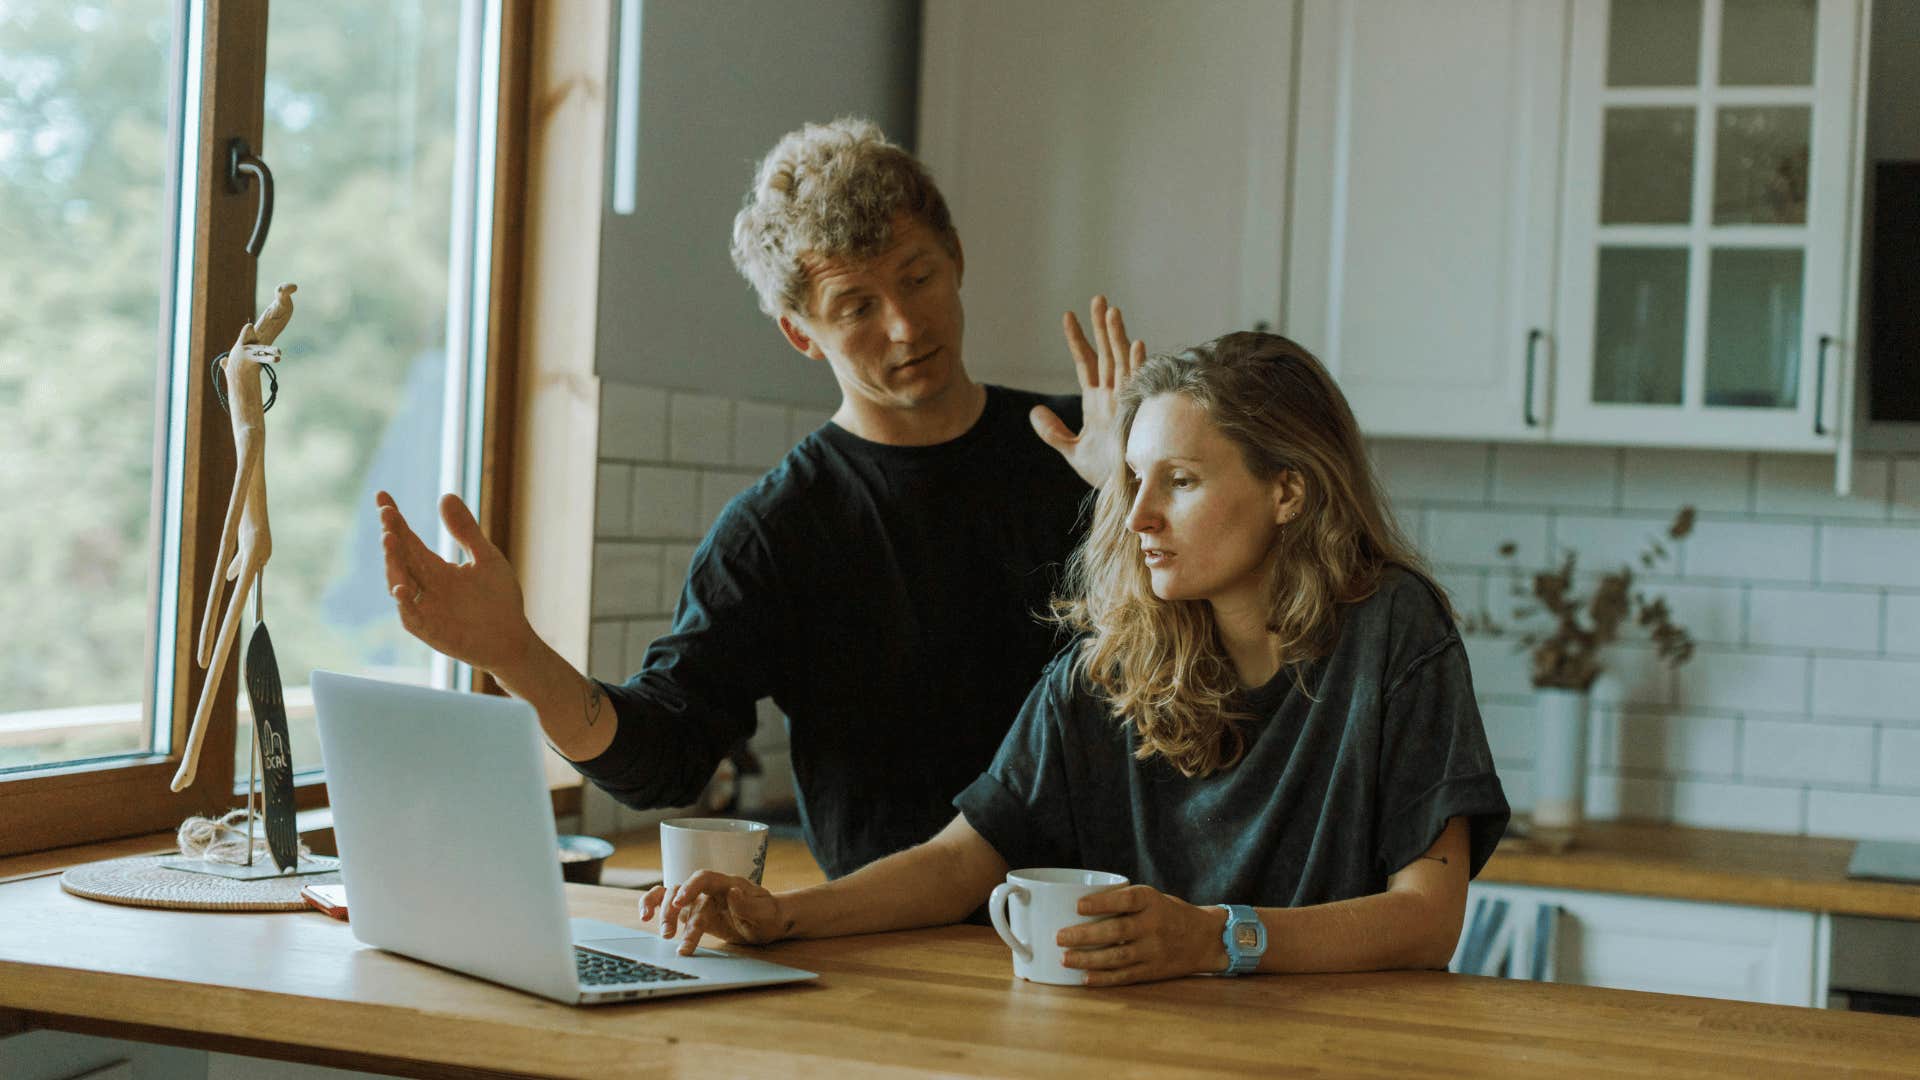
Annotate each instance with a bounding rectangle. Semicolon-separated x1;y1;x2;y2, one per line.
1215;904;1266;975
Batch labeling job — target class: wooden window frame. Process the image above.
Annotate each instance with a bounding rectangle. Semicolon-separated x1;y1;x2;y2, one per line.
0;0;547;856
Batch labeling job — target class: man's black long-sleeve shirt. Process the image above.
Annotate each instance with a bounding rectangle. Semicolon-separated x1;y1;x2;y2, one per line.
573;385;1089;878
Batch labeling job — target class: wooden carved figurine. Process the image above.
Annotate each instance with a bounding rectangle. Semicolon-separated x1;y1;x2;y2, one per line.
171;282;297;792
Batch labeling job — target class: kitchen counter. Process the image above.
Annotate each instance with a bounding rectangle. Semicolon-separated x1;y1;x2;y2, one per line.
8;863;1920;1078
600;817;1920;922
1484;819;1920;920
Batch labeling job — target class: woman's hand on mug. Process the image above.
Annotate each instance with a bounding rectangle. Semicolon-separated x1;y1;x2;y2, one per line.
640;870;790;956
1055;884;1224;986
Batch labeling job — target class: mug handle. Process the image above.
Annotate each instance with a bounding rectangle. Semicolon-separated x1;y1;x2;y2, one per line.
988;881;1031;961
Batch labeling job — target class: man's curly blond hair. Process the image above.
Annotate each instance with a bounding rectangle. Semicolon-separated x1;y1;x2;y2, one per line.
730;117;960;318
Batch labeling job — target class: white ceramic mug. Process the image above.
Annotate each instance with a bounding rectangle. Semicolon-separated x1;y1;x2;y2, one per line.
987;867;1129;986
659;817;770;891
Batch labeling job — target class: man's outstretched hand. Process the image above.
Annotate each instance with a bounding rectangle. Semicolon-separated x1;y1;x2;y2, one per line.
1031;295;1146;488
377;491;535;680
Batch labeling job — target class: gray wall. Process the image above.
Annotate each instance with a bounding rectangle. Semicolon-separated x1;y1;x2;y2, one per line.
594;0;922;405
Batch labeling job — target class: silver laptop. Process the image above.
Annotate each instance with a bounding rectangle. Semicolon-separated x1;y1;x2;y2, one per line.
310;669;816;1004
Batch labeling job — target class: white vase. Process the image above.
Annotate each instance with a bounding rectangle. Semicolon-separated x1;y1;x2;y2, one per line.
1532;687;1590;832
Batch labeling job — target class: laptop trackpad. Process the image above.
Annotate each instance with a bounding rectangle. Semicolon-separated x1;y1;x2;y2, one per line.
572;919;731;962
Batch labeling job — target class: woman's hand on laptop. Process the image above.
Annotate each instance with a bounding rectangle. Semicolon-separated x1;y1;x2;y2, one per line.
642;871;790;957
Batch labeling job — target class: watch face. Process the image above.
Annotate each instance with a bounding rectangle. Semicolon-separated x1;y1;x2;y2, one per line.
1234;924;1261;950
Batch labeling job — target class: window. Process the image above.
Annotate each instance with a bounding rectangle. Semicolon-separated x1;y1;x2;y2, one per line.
0;0;522;856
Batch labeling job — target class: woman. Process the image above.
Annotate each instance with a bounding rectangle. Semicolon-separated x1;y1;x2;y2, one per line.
645;331;1510;985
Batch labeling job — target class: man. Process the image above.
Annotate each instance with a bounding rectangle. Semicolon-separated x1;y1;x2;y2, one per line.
378;117;1142;878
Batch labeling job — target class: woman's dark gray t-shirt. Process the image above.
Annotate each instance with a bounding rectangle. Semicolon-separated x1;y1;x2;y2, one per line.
953;567;1510;908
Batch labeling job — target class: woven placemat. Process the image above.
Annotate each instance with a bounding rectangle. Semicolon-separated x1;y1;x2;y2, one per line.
61;854;342;912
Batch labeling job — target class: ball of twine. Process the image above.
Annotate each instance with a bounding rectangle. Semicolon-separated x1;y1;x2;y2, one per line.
176;808;310;865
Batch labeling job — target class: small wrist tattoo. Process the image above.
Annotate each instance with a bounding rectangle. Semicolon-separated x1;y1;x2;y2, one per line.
1417;855;1449;865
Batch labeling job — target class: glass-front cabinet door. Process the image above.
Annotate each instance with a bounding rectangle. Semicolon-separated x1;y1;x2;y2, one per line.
1551;0;1867;449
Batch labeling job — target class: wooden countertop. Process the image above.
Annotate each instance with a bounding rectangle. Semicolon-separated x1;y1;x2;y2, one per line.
1482;819;1920;920
8;864;1920;1079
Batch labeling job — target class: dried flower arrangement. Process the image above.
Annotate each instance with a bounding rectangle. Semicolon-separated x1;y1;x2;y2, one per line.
1465;506;1699;691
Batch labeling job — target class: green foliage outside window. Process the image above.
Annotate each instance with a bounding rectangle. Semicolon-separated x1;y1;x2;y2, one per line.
1;0;469;769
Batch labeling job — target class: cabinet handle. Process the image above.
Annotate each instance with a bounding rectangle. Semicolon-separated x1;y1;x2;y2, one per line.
1814;334;1833;436
1523;329;1543;427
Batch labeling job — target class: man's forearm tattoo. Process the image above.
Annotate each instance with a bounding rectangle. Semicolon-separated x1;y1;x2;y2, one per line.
583;680;607;728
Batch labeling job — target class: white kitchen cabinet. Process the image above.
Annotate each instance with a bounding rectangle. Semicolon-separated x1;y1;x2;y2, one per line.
916;0;1294;391
1468;881;1828;1007
921;0;1874;461
1287;0;1566;440
1289;0;1871;453
1550;0;1870;452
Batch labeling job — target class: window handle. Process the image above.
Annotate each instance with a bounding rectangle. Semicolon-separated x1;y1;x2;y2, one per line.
1523;328;1544;427
227;138;274;257
1814;334;1833;436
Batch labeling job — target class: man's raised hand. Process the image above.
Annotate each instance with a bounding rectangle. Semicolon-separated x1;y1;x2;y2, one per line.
377;491;535;679
1030;295;1146;488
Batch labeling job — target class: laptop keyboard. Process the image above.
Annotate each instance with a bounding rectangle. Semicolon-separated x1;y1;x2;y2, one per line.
575;946;699;986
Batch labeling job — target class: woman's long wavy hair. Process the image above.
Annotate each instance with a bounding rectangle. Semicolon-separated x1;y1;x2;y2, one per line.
1053;331;1436;778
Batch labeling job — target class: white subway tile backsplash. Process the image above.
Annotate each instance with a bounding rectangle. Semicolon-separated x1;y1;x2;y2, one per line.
1551;515;1681;576
1655;582;1742;647
1675;650;1807;714
1818;525;1920;588
1433;570;1486;622
789;406;834;445
599;382;668;461
1756;455;1890;520
1585;771;1673;821
1811;657;1920;721
1478;572;1538;628
1682;520;1814;582
622;618;674;677
590;543;663;618
1490;444;1618;508
1747;587;1881;652
1894;460;1920;521
1426;509;1547;569
595;464;631;538
587;620;627;683
1670;779;1805;832
733;401;794;468
1609;710;1736;777
588;384;1920;843
1888;594;1920;656
668;393;734;465
1741;718;1875;785
1620;449;1751;514
629;466;700;539
1374;438;1489;503
1369;440;1490;505
699;471;756;531
660;543;698;614
1478;701;1536;762
1807;790;1920;843
1463;633;1534;697
1589;643;1675;707
1876;727;1920;790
